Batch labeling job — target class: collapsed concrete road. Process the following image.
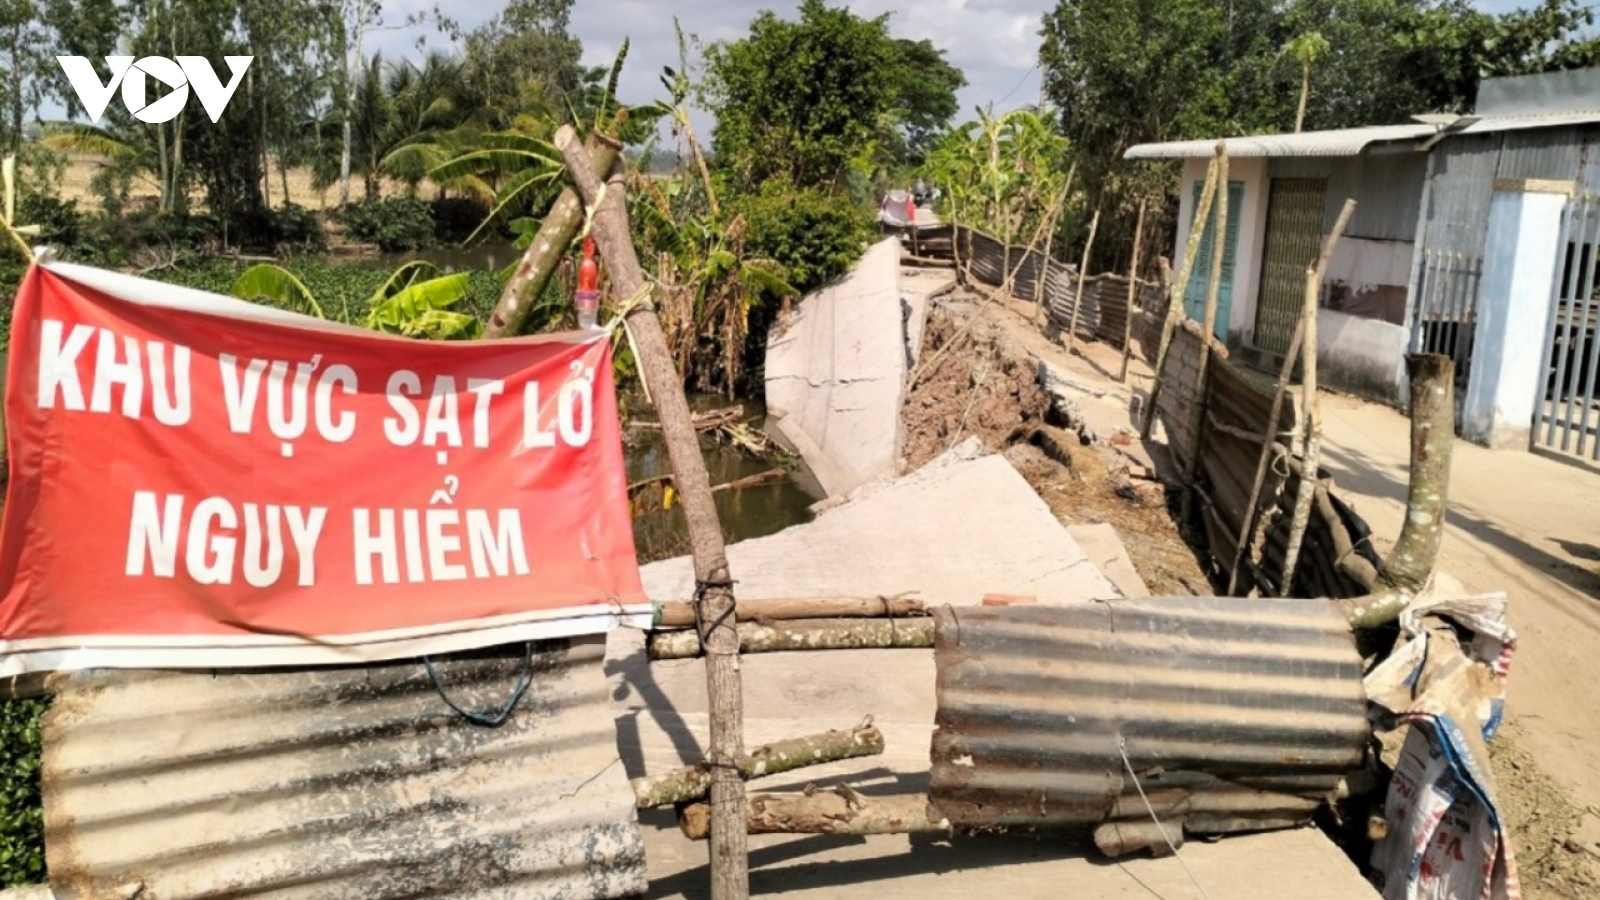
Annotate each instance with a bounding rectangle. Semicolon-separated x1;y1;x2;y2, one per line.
606;440;1380;899
763;239;951;497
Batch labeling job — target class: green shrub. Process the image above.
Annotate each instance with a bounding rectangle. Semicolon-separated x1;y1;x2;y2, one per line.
17;195;83;250
342;197;435;253
430;197;494;245
0;698;47;887
733;179;873;294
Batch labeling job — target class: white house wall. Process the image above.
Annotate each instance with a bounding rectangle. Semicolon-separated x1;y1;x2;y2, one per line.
1175;156;1270;342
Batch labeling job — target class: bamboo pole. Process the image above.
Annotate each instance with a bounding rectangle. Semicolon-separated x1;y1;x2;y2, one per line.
1117;200;1148;382
1065;207;1101;353
1226;316;1305;596
1142;143;1224;439
485;128;622;338
633;720;885;808
1179;149;1230;519
553;125;749;900
654;596;927;629
1280;198;1357;598
648;617;936;660
680;792;945;840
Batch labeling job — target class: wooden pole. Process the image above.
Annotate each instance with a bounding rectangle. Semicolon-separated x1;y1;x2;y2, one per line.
654;596;927;629
553;125;750;900
648;617;936;660
1180;148;1229;517
1226;315;1305;596
1142;143;1223;439
633;720;885;808
679;792;945;840
1280;198;1356;598
1117;199;1148;383
1035;161;1076;325
1065;207;1101;353
485;128;622;339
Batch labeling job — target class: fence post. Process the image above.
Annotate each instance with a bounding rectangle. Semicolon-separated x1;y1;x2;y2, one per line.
1281;199;1357;597
553;125;751;900
1066;207;1100;353
1117;200;1147;383
1179;148;1229;519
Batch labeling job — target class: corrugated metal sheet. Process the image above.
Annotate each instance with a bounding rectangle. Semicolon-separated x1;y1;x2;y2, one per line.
1476;68;1600;116
42;637;646;900
1494;126;1585;180
929;600;1367;854
1124;124;1434;159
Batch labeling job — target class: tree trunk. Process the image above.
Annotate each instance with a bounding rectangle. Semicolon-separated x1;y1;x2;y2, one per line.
485;133;621;339
648;618;936;661
1280;199;1357;596
1381;353;1455;590
1296;64;1310;133
633;721;885;809
554;125;749;900
653;597;927;629
679;792;945;840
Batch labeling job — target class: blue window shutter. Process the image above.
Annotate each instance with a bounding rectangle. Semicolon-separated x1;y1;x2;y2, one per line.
1185;180;1243;341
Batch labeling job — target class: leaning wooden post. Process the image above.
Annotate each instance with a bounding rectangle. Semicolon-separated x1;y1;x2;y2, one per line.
1142;143;1223;439
553;125;750;900
1117;199;1148;382
1280;198;1356;597
1035;161;1076;325
1065;206;1101;353
1226;315;1305;595
1179;149;1229;519
485;131;623;338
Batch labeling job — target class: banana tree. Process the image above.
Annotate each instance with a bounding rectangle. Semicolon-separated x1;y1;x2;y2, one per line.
231;260;480;338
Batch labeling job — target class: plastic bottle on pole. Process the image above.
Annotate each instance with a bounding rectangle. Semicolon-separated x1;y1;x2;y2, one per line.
576;236;600;330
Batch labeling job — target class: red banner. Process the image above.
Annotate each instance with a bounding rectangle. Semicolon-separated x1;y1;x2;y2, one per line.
0;262;645;674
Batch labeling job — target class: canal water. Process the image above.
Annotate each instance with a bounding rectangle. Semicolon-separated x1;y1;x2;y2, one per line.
336;243;823;554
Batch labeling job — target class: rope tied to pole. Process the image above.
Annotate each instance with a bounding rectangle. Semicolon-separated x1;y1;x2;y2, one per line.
422;641;536;728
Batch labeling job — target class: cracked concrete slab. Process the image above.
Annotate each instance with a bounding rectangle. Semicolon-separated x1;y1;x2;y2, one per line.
765;239;909;497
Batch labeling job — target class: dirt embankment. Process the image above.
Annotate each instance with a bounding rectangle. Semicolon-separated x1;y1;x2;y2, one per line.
900;298;1211;596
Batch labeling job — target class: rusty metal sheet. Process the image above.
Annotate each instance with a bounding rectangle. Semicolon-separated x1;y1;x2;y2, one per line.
930;599;1367;848
42;637;645;900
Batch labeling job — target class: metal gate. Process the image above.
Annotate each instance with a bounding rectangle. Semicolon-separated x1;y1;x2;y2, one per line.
1534;192;1600;460
1411;248;1484;394
1255;178;1328;355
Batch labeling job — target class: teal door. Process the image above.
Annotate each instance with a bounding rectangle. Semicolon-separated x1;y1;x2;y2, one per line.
1184;180;1244;341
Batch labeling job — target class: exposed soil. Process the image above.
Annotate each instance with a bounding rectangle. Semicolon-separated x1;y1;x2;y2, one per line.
901;297;1212;597
1490;721;1600;900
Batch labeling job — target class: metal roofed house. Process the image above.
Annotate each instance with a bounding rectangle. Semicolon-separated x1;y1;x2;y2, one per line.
1125;66;1600;459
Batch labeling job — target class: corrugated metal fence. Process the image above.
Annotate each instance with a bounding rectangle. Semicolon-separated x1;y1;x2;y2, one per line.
42;638;647;900
930;598;1367;855
1144;317;1384;599
941;225;1142;349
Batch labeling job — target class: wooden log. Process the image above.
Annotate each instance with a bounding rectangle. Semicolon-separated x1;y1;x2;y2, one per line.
629;467;787;497
485;126;622;338
653;597;927;629
1143;143;1222;440
648;618;936;660
633;405;745;433
679;791;947;840
554;125;750;900
1281;199;1356;597
632;720;886;808
1118;199;1148;383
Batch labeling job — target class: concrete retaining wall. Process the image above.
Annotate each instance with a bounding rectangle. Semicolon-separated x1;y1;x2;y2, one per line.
1318;309;1407;404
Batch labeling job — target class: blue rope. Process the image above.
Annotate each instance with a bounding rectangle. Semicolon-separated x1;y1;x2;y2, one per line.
421;642;535;728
